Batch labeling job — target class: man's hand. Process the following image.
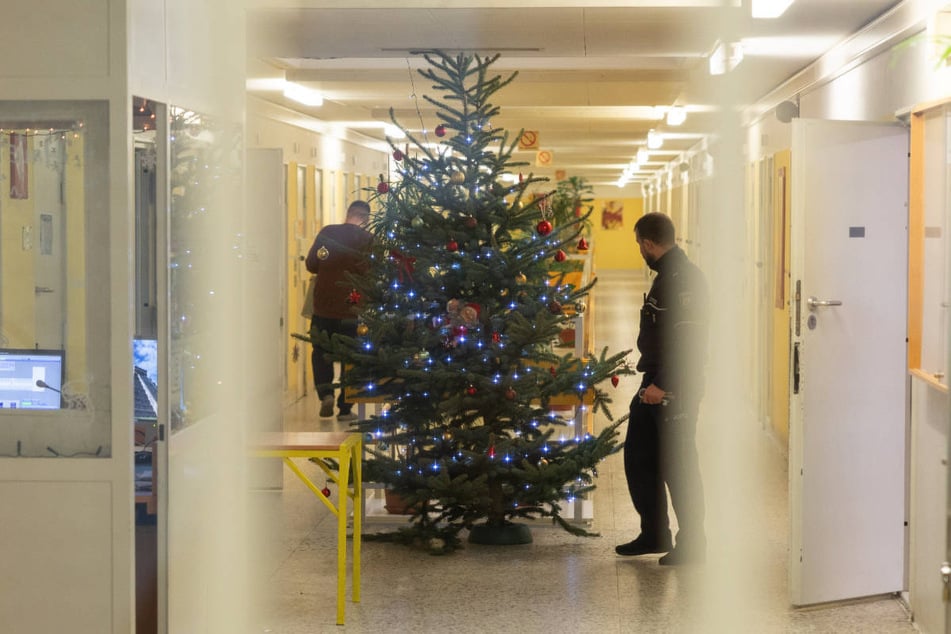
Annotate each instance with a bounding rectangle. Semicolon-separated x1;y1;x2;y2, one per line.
640;383;666;405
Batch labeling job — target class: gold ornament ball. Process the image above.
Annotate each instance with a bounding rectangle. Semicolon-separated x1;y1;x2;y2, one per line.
515;273;528;285
356;323;369;336
450;171;465;185
574;301;587;313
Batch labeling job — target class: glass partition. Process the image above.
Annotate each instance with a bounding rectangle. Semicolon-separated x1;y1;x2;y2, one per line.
167;106;241;432
0;100;110;457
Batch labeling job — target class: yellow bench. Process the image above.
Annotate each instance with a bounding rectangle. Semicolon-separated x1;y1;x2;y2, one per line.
251;431;362;626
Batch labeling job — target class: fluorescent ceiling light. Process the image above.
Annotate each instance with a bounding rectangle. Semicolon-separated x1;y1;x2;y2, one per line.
283;82;323;107
666;106;686;126
709;41;744;75
647;130;663;150
752;0;795;19
637;148;650;164
384;124;406;139
740;35;838;58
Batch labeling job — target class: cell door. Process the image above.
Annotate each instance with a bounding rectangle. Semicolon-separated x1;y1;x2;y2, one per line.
788;118;908;605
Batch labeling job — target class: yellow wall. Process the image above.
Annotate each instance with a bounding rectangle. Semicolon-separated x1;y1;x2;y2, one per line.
0;131;86;383
770;150;792;443
590;197;645;270
1;134;37;346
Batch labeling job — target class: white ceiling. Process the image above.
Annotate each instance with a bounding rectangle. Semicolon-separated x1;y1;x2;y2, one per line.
246;1;902;190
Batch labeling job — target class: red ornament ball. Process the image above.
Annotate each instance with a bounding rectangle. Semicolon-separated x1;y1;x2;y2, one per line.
348;289;362;305
393;149;404;161
321;487;332;497
447;239;459;252
464;215;478;229
435;124;447;137
466;385;477;396
548;301;562;314
554;250;567;262
377;181;390;194
536;220;553;236
505;387;516;400
577;237;589;251
492;332;501;343
611;375;620;388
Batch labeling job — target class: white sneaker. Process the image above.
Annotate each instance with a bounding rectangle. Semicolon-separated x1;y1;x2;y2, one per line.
319;395;335;418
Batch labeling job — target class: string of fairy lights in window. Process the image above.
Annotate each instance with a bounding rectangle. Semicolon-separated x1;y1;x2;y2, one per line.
0;122;86;178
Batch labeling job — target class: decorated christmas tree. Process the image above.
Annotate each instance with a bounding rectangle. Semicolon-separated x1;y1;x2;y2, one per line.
338;51;632;553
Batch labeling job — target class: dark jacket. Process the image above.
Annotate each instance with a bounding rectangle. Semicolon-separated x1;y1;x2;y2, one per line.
635;245;708;399
305;223;372;319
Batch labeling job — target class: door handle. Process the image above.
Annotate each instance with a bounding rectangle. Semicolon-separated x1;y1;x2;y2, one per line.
34;286;54;294
807;296;842;311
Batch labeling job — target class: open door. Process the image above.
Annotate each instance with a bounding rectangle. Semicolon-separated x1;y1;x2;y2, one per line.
788;119;908;605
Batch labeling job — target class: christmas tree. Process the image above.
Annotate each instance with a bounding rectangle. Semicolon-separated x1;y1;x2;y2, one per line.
338;51;632;553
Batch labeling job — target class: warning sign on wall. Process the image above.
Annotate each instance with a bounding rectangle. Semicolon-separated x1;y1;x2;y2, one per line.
518;131;539;150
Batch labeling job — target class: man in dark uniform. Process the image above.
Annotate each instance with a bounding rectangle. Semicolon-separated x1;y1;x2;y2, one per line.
616;212;708;565
305;200;372;421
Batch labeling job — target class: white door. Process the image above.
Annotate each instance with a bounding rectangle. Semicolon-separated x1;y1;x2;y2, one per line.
788;119;908;606
33;134;65;349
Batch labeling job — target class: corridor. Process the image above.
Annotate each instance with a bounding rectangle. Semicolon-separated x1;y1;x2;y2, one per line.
251;269;915;633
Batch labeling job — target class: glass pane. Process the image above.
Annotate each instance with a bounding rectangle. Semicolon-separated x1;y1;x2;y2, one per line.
167;107;241;432
0;100;110;457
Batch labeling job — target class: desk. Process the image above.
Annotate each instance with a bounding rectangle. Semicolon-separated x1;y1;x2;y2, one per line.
252;431;363;626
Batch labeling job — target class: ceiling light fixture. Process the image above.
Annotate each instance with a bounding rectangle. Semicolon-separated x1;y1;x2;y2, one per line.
709;41;744;75
647;129;663;150
283;82;323;107
666;106;686;126
751;0;795;19
637;148;650;164
384;124;406;139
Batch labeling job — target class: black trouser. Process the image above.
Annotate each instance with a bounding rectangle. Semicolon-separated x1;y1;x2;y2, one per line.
623;391;705;546
310;316;357;413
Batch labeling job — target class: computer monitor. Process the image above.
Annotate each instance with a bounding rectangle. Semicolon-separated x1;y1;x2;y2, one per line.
0;348;65;410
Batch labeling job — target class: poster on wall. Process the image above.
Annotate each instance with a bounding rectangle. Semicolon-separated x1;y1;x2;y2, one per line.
601;200;623;229
10;133;28;199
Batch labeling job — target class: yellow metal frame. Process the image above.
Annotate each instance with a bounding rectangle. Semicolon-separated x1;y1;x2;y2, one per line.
253;432;363;625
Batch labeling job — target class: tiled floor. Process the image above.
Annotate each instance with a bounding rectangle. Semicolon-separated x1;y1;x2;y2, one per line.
250;270;916;633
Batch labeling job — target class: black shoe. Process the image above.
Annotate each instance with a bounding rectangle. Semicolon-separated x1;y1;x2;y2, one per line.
658;545;705;566
615;533;672;556
319;395;334;418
